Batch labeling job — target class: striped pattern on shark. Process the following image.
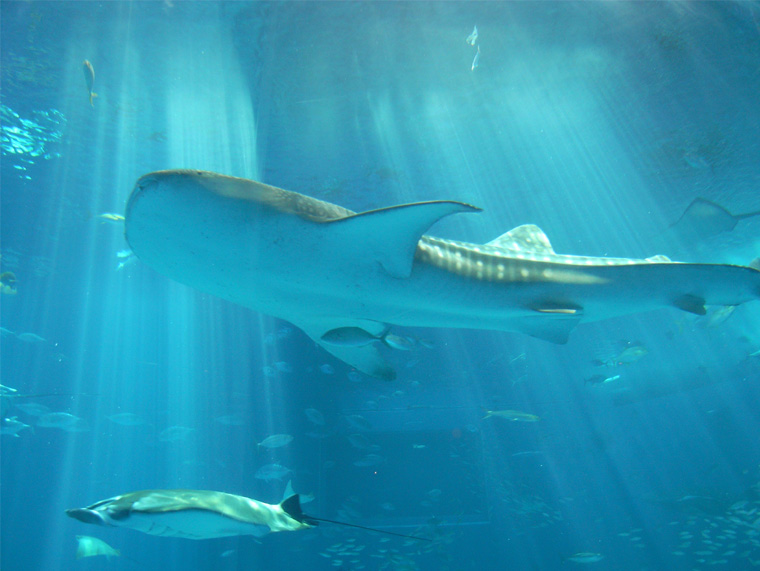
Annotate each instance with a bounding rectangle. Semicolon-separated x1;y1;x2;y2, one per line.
124;170;760;380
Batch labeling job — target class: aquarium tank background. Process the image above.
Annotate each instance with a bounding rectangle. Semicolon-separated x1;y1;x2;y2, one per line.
2;2;760;570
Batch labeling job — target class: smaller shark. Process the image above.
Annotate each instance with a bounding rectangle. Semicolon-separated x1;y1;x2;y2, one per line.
66;490;315;539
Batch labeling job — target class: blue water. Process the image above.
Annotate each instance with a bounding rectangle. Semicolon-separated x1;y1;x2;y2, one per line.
2;2;760;570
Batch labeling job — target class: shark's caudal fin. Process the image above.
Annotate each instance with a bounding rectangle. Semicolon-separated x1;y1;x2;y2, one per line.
326;201;480;279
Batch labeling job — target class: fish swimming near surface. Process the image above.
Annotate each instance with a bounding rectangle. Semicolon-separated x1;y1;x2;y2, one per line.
124;170;760;380
83;60;97;107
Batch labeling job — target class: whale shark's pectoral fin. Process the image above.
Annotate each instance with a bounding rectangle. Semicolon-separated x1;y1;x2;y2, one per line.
298;318;396;380
327;201;480;278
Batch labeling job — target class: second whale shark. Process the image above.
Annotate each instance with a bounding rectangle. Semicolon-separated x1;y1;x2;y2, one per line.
125;170;760;379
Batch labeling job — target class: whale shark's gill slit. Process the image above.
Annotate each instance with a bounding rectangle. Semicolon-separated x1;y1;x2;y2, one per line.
307;515;432;542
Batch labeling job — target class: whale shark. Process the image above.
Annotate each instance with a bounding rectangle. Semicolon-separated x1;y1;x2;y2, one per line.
66;489;315;539
125;170;760;380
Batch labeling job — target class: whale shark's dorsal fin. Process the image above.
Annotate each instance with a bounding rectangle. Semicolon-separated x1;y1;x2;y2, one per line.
487;224;556;255
328;201;480;278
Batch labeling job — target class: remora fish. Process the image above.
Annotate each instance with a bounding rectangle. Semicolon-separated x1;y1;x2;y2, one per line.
82;60;97;107
482;409;540;422
466;25;478;46
125;170;760;380
564;552;604;563
66;490;316;539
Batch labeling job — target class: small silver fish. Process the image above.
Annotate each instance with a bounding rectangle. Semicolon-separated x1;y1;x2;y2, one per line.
16;332;46;343
97;213;124;223
466;25;478;46
83;60;97;107
158;425;194;442
322;327;413;351
1;416;32;437
471;45;481;71
254;463;291;481
482;409;540;422
564;552;604;563
257;433;293;449
304;408;325;425
353;454;385;467
38;412;89;432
